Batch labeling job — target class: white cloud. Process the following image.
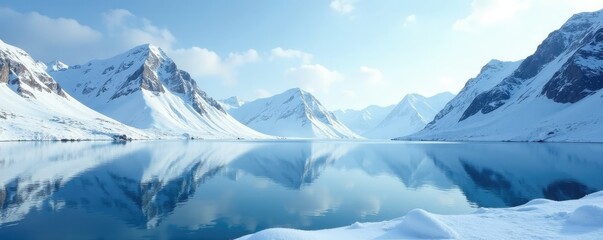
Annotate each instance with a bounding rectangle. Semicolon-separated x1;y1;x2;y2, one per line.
228;49;260;66
330;0;355;15
285;64;342;94
170;47;260;84
0;7;102;62
358;66;383;85
102;9;176;50
270;47;313;63
453;0;531;31
170;47;225;77
101;9;260;83
102;9;134;29
406;14;417;23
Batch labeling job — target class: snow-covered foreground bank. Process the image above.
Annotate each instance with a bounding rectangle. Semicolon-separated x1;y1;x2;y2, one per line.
238;191;603;240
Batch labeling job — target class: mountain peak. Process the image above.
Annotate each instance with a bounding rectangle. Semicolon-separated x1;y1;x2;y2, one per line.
230;88;359;138
0;39;66;98
125;43;166;59
224;96;242;103
479;59;520;74
401;93;426;103
46;60;69;72
365;92;454;139
49;45;260;138
220;96;246;110
284;87;310;96
565;8;603;28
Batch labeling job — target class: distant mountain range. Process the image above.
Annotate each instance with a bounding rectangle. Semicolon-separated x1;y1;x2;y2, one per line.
333;105;395;136
365;92;455;139
408;9;603;142
334;92;454;139
1;9;602;141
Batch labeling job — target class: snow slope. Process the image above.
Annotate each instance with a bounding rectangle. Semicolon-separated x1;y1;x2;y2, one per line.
238;191;603;240
51;44;265;139
408;10;603;142
333;104;394;136
364;92;454;139
0;39;147;141
230;88;360;139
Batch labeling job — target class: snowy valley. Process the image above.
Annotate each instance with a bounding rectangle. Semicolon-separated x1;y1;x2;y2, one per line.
1;4;603;240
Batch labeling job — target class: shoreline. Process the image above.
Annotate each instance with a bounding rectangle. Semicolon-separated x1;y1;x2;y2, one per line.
238;191;603;240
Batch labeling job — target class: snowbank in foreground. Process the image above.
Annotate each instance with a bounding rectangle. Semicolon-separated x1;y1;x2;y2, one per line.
238;191;603;240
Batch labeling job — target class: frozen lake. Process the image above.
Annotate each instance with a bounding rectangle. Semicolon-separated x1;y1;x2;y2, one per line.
0;141;602;239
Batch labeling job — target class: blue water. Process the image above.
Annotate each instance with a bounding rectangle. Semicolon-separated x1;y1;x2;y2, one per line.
0;141;602;239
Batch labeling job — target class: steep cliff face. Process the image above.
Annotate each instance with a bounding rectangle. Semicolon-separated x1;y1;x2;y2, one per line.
408;10;603;142
0;39;66;98
0;39;147;141
51;44;264;139
460;10;603;122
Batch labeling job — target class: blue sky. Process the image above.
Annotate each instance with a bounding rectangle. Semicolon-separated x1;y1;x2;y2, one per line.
1;0;602;110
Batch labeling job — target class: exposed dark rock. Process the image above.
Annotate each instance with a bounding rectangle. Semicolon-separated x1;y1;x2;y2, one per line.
459;14;603;121
102;66;115;75
542;28;603;103
0;61;8;84
110;64;165;100
460;89;510;121
112;134;132;143
0;57;67;98
514;31;567;79
140;64;164;92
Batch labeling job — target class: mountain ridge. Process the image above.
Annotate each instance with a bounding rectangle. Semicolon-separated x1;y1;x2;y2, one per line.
0;39;148;140
364;92;454;139
230;88;359;139
408;9;603;142
50;43;265;139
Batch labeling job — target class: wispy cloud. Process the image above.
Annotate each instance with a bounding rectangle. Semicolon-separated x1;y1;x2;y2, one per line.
0;7;102;62
270;47;313;64
330;0;355;15
358;66;383;85
286;64;342;94
403;14;417;27
453;0;530;31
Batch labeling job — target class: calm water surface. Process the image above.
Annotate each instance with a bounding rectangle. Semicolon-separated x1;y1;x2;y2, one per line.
0;141;602;239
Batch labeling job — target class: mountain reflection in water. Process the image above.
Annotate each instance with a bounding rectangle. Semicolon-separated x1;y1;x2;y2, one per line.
1;141;602;240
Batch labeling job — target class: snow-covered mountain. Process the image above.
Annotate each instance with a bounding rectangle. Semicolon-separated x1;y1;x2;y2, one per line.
51;44;265;139
364;92;454;139
230;88;360;138
333;104;394;136
409;9;603;142
219;96;246;111
45;60;69;72
0;39;147;140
